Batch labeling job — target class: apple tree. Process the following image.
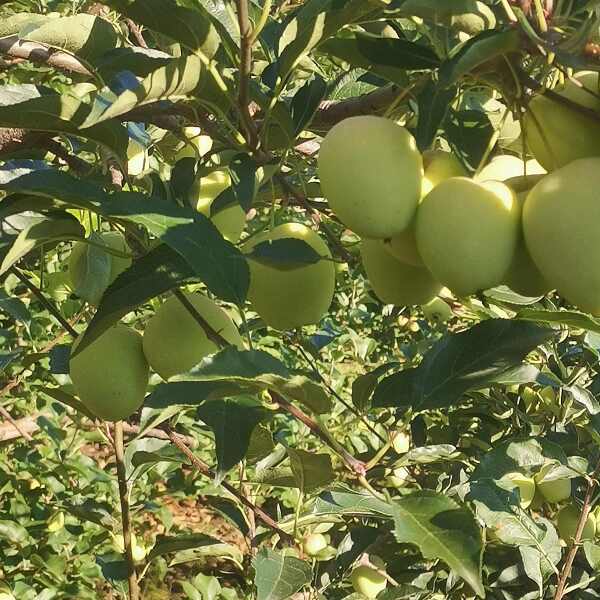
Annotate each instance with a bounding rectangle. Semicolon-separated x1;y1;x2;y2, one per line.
2;0;600;599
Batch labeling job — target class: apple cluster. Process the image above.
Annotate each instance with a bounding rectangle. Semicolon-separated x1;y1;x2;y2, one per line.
497;468;599;544
318;71;600;315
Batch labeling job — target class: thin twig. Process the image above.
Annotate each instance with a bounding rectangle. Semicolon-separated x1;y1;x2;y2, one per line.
553;458;600;600
0;406;33;441
235;0;260;149
166;426;295;545
10;267;78;337
114;421;140;600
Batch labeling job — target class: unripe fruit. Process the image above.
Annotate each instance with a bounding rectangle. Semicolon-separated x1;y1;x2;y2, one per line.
476;155;545;182
416;178;520;296
500;472;536;509
143;293;243;380
68;231;132;305
244;223;335;330
351;562;388;598
361;239;441;306
535;465;571;504
302;533;328;556
382;228;423;267
422;149;467;197
188;170;246;243
392;431;410;454
70;325;149;421
318;116;422;239
524;73;600;170
557;504;596;542
421;297;453;323
523;158;600;313
502;189;551;298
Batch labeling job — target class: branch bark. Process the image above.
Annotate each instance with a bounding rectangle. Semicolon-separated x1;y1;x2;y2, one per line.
0;36;91;75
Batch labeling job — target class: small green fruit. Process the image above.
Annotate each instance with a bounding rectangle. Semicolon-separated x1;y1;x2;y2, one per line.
476;155;545;182
535;464;571;504
143;293;243;380
302;533;328;556
351;563;388;598
392;431;410;454
523;158;600;313
557;504;596;542
500;472;536;509
318;116;422;239
421;297;453;323
416;178;520;296
244;223;336;330
188;170;246;243
70;325;149;421
361;239;441;306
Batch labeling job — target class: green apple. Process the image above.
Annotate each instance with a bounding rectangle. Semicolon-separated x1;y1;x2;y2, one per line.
318;116;422;239
422;149;467;197
398;0;496;34
392;431;410;454
502;191;549;297
500;472;536;509
351;562;388;598
476;155;545;182
523;158;600;313
556;71;600;110
68;231;132;306
127;139;148;176
244;223;335;330
188;169;246;243
421;297;454;323
557;504;596;542
416;177;520;296
143;293;243;380
70;325;149;421
535;464;571;504
302;533;328;556
382;227;423;266
524;73;600;171
361;239;441;306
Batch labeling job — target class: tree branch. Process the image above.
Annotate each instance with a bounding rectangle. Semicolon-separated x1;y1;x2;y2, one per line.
0;36;91;76
166;425;295;545
114;421;140;600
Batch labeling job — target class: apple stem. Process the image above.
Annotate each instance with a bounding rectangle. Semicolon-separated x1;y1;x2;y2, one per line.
553;458;600;600
113;421;140;600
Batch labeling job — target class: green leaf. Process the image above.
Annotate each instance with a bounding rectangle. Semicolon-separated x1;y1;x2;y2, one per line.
439;29;520;87
0;169;249;307
276;0;378;81
373;319;554;410
0;213;84;275
311;487;392;518
0;520;30;546
335;32;439;70
445;108;494;172
0;13;49;38
197;396;271;481
228;153;258;213
0;85;129;159
22;13;118;61
145;380;247;409
352;363;399;411
78;244;194;350
519;517;561;592
291;75;327;134
148;533;227;560
584;541;600;570
82;55;229;127
104;0;221;59
178;347;332;414
39;387;97;420
287;448;335;493
517;307;600;334
247;238;323;268
254;548;312;600
392;490;484;598
416;79;457;151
